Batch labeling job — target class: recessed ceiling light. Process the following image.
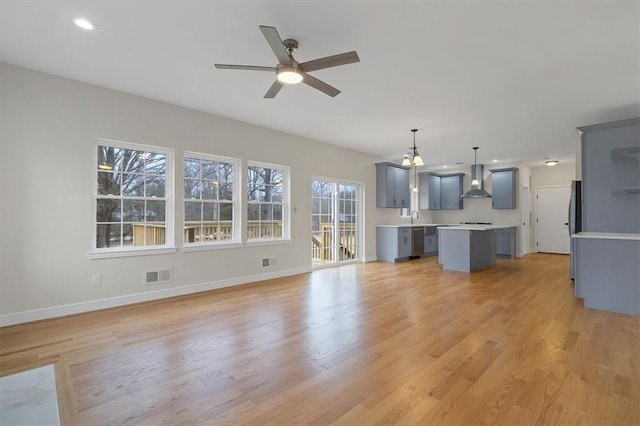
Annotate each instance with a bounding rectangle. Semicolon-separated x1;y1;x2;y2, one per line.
492;159;498;163
443;165;448;168
74;18;94;30
545;160;559;166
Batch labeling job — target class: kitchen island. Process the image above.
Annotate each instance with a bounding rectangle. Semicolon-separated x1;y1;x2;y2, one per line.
437;225;506;272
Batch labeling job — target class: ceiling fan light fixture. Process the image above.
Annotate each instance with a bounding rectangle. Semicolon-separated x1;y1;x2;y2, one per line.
277;68;303;84
74;18;94;30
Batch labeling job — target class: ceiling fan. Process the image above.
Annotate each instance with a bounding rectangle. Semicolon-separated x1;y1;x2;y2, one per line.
215;25;360;98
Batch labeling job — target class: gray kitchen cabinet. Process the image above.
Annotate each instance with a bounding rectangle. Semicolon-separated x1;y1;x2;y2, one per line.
423;226;438;256
428;174;441;209
418;173;440;209
375;162;411;208
579;118;640;233
440;174;464;210
495;226;516;258
574;236;640;316
609;146;640;195
376;226;412;262
424;235;438;254
418;172;464;210
490;168;518;209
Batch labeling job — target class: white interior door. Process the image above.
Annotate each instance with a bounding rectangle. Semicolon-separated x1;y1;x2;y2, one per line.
536;186;571;254
521;185;530;255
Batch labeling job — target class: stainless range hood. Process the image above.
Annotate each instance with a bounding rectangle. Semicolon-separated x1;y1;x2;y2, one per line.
461;164;492;198
461;147;492;198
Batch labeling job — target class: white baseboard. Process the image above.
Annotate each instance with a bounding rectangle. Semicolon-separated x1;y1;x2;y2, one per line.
0;266;312;327
364;256;377;262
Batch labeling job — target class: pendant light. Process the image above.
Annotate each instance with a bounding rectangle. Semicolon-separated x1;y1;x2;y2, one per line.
471;147;480;187
402;129;424;166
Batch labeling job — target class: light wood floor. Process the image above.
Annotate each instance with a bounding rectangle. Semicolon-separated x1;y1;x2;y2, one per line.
1;254;639;425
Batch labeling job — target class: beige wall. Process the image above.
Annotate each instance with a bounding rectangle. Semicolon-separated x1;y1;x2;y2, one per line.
0;63;394;323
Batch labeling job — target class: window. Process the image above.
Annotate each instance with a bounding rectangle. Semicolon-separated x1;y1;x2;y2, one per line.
93;140;173;253
247;161;289;241
184;153;240;245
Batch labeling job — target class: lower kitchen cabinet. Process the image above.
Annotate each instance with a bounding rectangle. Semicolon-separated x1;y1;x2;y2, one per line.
376;226;412;262
496;227;516;258
574;235;640;316
424;234;438;255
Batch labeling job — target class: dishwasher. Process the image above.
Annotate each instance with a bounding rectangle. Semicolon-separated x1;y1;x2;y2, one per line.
411;226;425;258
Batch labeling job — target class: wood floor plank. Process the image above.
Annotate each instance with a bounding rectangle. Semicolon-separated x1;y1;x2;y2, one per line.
1;254;638;425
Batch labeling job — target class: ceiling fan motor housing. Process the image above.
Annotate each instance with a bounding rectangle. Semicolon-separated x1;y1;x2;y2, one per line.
283;39;298;53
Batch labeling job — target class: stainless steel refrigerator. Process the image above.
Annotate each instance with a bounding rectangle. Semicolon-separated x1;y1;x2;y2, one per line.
569;180;582;280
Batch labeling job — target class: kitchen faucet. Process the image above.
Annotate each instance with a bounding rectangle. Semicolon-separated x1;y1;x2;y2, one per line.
410;210;419;224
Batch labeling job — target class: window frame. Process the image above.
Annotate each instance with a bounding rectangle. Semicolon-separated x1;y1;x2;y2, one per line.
246;160;291;244
182;151;242;249
89;138;176;259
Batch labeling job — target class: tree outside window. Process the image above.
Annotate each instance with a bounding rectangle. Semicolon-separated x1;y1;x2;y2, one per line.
184;154;239;244
247;162;288;240
95;142;171;250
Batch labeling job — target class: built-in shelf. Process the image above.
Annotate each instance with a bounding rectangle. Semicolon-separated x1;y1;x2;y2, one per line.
611;146;640;161
611;186;640;195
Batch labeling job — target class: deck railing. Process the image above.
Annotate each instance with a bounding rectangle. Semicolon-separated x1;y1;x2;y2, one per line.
132;222;357;263
312;223;357;264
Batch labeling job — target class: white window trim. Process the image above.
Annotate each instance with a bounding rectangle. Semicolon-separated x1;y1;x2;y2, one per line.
89;138;175;258
183;151;242;247
247;160;291;242
182;242;244;253
88;247;178;260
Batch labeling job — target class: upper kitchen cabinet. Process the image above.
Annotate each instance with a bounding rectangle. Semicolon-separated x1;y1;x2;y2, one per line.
490;168;518;209
419;173;439;209
418;172;464;210
375;162;411;208
577;117;640;233
440;174;465;209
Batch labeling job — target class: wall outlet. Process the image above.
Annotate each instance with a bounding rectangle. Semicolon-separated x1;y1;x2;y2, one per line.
91;274;101;286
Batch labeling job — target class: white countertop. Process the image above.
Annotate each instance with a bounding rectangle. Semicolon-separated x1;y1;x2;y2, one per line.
376;224;453;228
438;225;514;231
571;232;640;241
377;224;515;230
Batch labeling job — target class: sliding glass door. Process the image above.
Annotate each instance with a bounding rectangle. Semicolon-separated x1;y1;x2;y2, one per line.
311;179;361;266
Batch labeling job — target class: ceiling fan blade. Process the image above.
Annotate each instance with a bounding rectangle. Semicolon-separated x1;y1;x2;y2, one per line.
299;51;360;72
259;26;292;65
264;80;284;99
215;64;277;72
302;73;341;97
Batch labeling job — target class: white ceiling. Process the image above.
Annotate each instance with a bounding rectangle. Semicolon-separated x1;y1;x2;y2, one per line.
1;1;638;168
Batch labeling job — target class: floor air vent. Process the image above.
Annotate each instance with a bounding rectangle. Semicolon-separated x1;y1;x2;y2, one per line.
144;268;172;285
